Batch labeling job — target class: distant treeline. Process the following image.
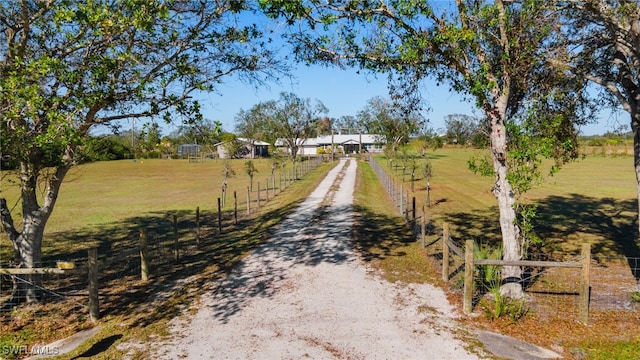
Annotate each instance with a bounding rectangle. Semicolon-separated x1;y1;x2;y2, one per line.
579;132;634;146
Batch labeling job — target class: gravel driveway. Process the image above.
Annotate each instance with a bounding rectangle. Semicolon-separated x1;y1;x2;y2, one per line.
153;158;479;359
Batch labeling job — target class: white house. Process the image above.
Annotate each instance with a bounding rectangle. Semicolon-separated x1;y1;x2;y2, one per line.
276;134;385;156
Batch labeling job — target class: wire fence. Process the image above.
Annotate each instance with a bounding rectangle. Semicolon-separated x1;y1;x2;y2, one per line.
0;259;88;310
368;154;640;322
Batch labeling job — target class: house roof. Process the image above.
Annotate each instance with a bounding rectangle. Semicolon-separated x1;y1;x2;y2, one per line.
275;134;384;147
237;138;270;146
215;138;270;147
316;134;383;144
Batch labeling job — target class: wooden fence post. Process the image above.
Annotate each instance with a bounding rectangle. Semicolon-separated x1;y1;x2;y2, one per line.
88;247;99;322
246;186;251;215
173;215;179;262
400;184;404;215
140;230;149;281
195;206;201;245
404;191;409;221
233;191;238;225
217;198;222;234
257;181;261;209
266;178;270;201
421;206;426;248
412;197;416;221
463;239;474;314
442;224;450;282
579;243;591;323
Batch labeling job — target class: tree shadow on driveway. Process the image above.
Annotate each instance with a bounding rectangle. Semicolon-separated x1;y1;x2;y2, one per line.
207;199;358;323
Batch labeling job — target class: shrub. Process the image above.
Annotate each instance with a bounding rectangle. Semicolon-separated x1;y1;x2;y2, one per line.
474;242;530;322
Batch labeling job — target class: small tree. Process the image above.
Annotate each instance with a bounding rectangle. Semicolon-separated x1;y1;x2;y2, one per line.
409;159;418;193
234;92;328;164
244;160;258;192
444;114;482;146
357;96;425;157
221;160;236;206
421;161;433;207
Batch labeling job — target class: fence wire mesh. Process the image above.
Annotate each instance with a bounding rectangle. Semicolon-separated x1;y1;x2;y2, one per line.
0;259;88;315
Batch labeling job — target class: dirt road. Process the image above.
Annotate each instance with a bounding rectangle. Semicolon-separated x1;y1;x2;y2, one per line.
152;158;479;359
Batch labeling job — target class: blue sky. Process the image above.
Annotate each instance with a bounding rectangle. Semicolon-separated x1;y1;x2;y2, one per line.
157;8;627;138
184;62;624;137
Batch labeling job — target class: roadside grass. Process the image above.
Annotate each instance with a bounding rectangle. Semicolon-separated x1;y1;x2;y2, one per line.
352;159;441;285
352;159;486;356
0;158;336;359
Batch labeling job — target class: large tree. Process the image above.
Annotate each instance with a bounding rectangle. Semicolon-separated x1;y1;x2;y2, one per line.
0;0;284;305
566;1;640;235
174;118;224;155
235;91;328;162
357;96;425;156
261;0;594;297
444;113;481;146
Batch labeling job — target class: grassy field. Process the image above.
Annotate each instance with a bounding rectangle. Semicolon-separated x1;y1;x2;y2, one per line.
376;147;639;258
0;157;309;261
1;150;640;359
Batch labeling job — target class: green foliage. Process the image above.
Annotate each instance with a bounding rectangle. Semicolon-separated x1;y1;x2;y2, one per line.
222;160;236;180
474;243;529;322
0;0;286;272
443;114;484;146
481;295;529;323
468;154;494;178
235;92;327;162
80;136;132;162
244;160;258;177
356;96;425;154
421;160;433;181
244;160;258;191
516;203;543;252
270;152;286;175
474;243;503;294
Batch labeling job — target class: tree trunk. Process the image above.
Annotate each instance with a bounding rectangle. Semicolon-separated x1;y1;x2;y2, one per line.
10;219;45;304
488;97;524;299
0;163;68;308
632;109;640;236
